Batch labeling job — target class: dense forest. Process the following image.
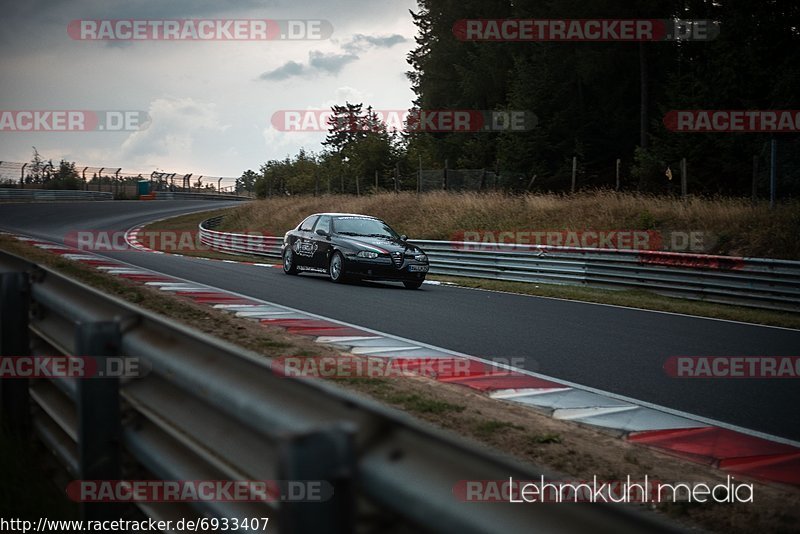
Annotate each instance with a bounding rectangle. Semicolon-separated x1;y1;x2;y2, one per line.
246;0;799;198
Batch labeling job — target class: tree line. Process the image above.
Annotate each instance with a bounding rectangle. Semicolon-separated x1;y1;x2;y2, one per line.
246;1;798;198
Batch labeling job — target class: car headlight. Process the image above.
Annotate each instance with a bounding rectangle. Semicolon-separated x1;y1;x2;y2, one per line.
357;250;379;259
414;254;428;263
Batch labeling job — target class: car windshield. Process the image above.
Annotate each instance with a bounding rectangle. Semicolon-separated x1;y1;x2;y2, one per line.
333;217;400;239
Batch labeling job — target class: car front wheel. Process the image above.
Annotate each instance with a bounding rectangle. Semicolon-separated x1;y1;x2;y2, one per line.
283;248;298;275
329;252;347;283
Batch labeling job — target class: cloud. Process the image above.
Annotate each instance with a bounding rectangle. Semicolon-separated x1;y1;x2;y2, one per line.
0;0;267;52
343;33;407;53
119;97;226;165
0;1;419;173
259;51;358;81
104;40;134;49
259;61;307;81
257;32;406;81
0;0;267;21
308;51;359;74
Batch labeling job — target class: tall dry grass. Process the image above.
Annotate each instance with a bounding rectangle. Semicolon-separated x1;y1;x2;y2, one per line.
219;191;800;259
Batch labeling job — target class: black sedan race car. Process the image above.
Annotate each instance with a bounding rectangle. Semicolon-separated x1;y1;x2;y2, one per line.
281;213;430;289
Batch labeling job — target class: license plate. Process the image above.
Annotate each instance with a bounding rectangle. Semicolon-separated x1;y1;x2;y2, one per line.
408;265;429;272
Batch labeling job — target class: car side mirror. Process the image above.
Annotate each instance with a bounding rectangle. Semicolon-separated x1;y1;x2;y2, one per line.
400;235;408;241
316;229;329;237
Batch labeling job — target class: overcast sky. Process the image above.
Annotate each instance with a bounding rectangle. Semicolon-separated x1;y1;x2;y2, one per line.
0;0;418;180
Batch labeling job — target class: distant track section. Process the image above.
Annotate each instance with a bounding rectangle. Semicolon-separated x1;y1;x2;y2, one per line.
0;189;112;201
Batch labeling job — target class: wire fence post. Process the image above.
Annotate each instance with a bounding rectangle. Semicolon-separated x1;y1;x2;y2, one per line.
680;158;687;199
417;155;422;194
770;138;777;209
571;157;577;193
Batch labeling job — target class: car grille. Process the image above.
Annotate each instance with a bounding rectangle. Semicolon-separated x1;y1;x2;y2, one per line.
390;251;404;268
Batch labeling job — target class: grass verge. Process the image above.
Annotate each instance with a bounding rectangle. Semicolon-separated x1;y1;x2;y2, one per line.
220;191;800;260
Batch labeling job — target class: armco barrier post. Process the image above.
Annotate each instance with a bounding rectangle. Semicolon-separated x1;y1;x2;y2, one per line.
277;424;356;533
0;272;31;436
75;321;122;520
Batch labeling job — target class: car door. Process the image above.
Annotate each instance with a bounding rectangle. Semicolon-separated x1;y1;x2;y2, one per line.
310;215;333;269
292;215;319;267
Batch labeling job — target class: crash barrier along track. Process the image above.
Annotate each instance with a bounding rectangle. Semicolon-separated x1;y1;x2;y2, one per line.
152;191;251;201
0;189;113;201
0;248;676;533
198;216;800;312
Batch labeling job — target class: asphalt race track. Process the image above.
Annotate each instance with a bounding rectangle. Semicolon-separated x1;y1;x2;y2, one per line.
1;201;799;441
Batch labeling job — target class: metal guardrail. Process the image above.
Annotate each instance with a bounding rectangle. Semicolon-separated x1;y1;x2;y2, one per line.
0;189;113;201
153;191;252;201
199;216;283;257
0;249;674;533
198;216;800;312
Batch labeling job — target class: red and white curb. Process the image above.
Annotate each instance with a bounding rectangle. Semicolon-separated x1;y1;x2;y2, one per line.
7;232;800;488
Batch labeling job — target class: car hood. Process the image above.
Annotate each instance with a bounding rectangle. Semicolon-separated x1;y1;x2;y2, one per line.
336;235;423;254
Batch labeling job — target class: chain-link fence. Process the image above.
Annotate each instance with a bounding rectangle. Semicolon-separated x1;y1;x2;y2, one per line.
0;160;242;196
413;168;530;193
